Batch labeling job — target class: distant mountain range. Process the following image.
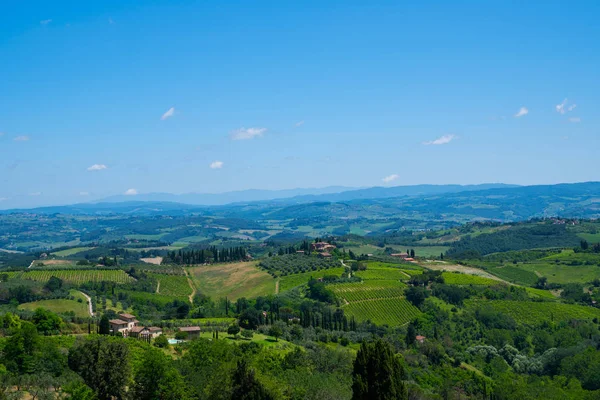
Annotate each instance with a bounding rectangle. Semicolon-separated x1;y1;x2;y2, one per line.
96;183;517;206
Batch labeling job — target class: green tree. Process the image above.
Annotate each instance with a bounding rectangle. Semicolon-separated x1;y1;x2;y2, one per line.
32;308;62;335
405;287;427;308
3;321;39;374
68;336;130;400
227;324;241;338
131;348;188;400
98;315;110;335
268;326;283;342
231;360;275;400
352;339;407;400
405;323;416;348
154;334;169;349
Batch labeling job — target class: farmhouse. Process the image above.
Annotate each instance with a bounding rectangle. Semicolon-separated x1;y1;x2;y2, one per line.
109;319;129;335
391;253;409;259
416;335;426;344
311;242;336;252
178;326;201;339
319;252;332;258
129;325;163;339
109;313;140;336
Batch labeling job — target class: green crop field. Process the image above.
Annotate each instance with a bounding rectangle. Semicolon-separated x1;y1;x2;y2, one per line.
400;269;423;276
518;263;600;284
188;262;275;300
525;287;557;299
577;232;600;243
9;269;134;284
330;281;406;303
343;298;420;326
18;290;90;318
356;267;407;281
278;267;346;293
487;265;539;285
441;272;501;286
150;273;193;298
465;299;600;324
51;247;96;257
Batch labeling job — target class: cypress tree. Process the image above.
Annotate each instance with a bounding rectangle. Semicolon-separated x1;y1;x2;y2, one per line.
351;339;407;400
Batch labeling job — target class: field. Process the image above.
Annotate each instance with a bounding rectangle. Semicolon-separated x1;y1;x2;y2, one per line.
486;265;539;285
18;290;90;318
465;299;600;324
278;267;346;293
517;263;600;284
9;269;134;284
51;247;95;257
330;281;406;303
150;273;193;298
441;272;501;286
187;262;275;300
578;232;600;243
356;267;408;281
343;298;420;326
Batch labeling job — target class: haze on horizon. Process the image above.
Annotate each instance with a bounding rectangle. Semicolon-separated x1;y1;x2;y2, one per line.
1;1;598;209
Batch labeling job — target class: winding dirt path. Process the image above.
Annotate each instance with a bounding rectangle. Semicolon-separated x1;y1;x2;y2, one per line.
183;268;197;304
275;279;280;294
156;280;161;294
80;291;94;317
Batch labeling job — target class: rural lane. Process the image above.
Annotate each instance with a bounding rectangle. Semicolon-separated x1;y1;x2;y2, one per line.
80;291;94;317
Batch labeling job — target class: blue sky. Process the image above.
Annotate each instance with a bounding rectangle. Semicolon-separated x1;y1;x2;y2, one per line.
1;1;599;208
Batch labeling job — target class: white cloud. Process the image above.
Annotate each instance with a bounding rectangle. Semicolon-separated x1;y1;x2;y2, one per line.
556;99;577;114
514;107;529;118
569;117;581;123
87;164;107;171
161;107;175;120
382;174;399;183
294;121;305;127
79;192;90;196
29;192;41;196
230;127;266;140
209;161;224;169
40;19;52;25
13;135;29;141
423;134;456;146
124;188;138;196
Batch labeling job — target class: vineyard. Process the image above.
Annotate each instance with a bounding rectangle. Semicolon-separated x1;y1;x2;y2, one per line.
465;299;600;324
343;298;420;326
149;273;193;298
441;272;501;286
487;265;539;285
278;267;345;293
330;281;406;303
8;270;134;284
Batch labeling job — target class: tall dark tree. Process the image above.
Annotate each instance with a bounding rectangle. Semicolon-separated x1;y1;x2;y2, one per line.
98;315;110;335
352;339;407;400
231;360;275;400
131;348;188;400
68;336;130;400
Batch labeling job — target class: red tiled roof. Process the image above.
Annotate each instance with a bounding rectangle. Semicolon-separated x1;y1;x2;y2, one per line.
179;326;201;332
109;319;127;325
130;326;145;333
148;327;162;332
119;313;136;320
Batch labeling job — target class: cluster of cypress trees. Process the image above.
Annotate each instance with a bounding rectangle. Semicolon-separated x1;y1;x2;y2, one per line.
165;247;247;265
